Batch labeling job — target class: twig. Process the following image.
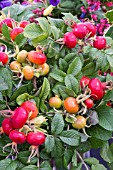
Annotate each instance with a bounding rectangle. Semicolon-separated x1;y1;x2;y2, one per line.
76;151;89;170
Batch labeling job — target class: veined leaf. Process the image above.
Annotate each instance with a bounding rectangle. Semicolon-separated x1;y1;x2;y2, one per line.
0;159;17;170
65;74;79;94
59;85;76;99
103;89;113;101
97;106;113;131
16;93;33;105
40;161;52;170
59;58;68;72
32;32;48;47
67;57;82;76
104;10;113;23
49;69;66;82
105;25;113;39
91;164;107;170
36;17;51;35
24;23;43;39
51;138;63;158
21;165;37;170
51;113;64;135
59;130;80;146
39;78;50;101
2;24;11;40
86;125;112;140
45;136;55;153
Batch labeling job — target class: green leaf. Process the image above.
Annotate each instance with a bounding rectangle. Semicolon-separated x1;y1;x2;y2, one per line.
0;92;3;101
103;89;113;101
104;10;113;23
89;137;106;149
67;57;82;76
97;106;113;131
59;58;68;72
51;113;64;135
24;23;43;39
62;12;79;23
59;85;75;99
32;32;48;46
84;158;99;165
82;63;96;76
91;164;107;170
16;93;33;105
48;17;64;29
51;26;60;39
40;161;52;170
65;74;79;94
39;78;50;101
100;142;113;163
71;163;82;170
63;149;73;168
72;150;77;167
107;55;113;69
15;34;27;47
64;53;76;63
86;125;112;140
51;138;63;158
36;17;51;35
0;159;17;170
45;136;55;153
0;68;12;97
21;165;37;170
18;151;37;165
0;75;8;91
105;25;113;39
2;24;11;40
40;100;48;113
10;82;33;101
59;130;80;146
49;69;66;82
76;141;91;153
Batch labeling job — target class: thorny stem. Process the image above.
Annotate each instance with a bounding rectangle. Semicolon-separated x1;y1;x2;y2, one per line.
76;151;89;170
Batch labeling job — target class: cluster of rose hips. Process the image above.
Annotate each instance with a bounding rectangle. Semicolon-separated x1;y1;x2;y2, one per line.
0;18;30;38
10;49;49;81
63;22;106;50
49;76;112;130
0;100;46;161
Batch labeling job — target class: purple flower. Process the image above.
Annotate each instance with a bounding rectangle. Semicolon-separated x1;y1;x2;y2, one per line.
50;0;60;6
0;0;12;9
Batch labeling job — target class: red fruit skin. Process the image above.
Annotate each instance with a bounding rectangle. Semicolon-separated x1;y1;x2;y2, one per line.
27;132;46;146
19;21;30;28
93;36;106;50
10;27;24;41
2;18;15;28
0;52;8;65
72;23;88;39
9;130;26;144
2;118;13;136
85;98;94;109
21;101;38;120
10;107;29;129
80;76;90;88
63;32;77;48
28;51;46;65
85;22;96;37
88;78;104;100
